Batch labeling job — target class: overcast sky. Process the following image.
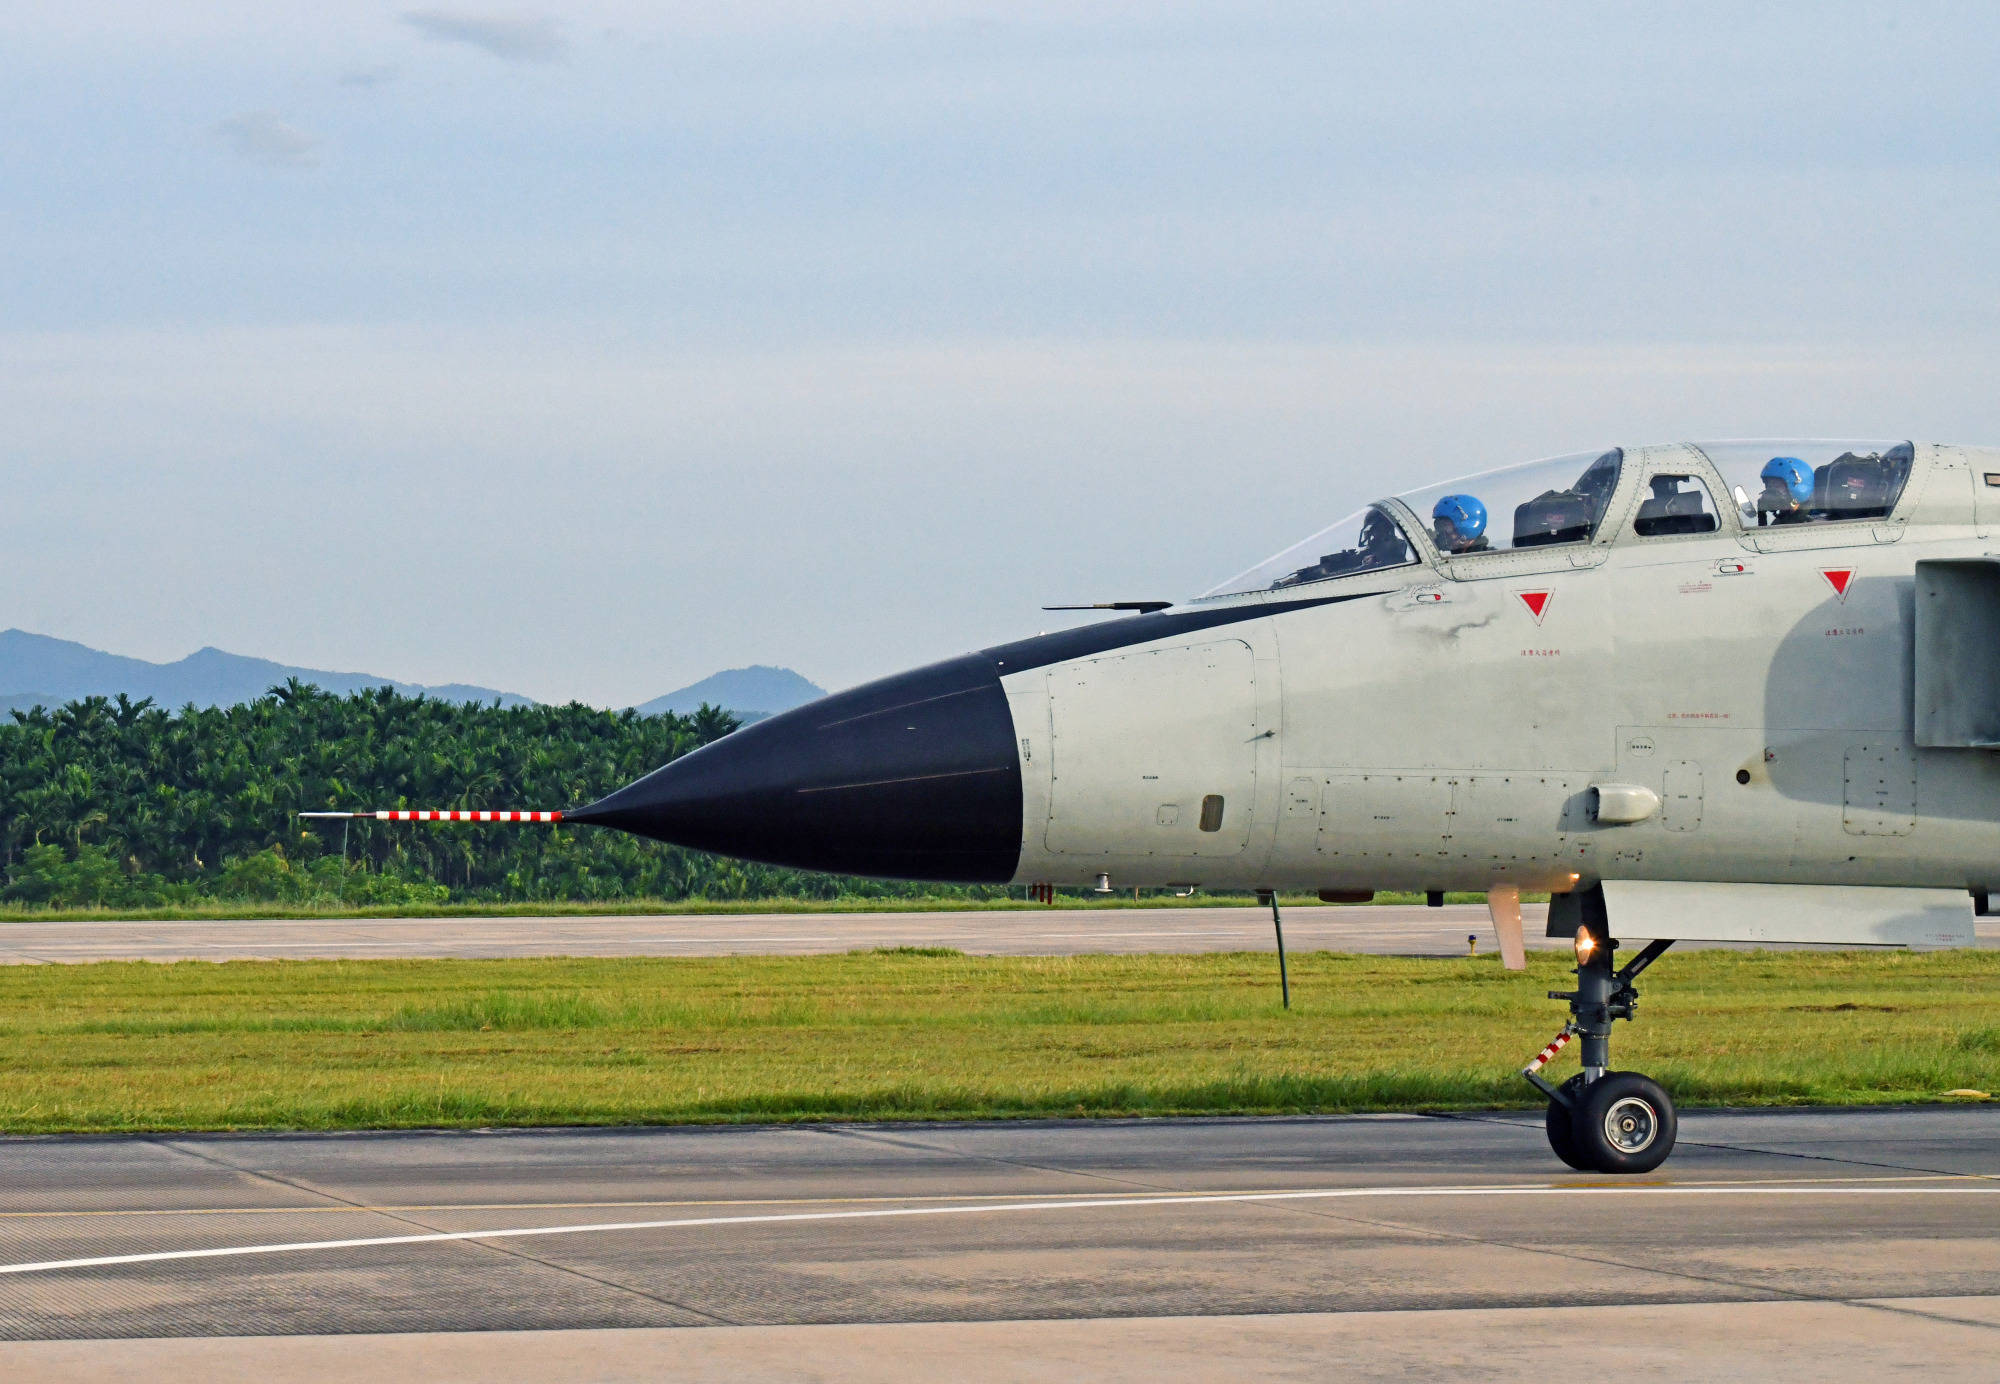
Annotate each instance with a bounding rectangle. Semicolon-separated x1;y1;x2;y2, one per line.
5;2;2000;704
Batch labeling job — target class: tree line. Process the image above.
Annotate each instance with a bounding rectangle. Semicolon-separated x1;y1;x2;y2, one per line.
0;682;994;909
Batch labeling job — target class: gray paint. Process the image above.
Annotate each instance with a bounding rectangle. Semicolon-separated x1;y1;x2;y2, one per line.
1000;440;2000;942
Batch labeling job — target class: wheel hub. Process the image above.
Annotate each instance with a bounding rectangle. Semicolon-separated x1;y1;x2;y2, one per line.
1602;1095;1658;1153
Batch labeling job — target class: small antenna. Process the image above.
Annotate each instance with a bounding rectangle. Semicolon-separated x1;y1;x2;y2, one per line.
1041;601;1173;614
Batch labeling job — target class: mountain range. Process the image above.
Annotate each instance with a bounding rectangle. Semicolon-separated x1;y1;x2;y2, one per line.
629;667;827;718
0;630;825;719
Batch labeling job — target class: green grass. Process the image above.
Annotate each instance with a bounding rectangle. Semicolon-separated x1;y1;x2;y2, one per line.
0;949;1996;1134
0;891;1500;924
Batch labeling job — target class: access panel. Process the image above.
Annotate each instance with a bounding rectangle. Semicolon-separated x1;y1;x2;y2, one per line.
1044;639;1259;857
1843;743;1916;836
1662;761;1704;833
1318;773;1455;862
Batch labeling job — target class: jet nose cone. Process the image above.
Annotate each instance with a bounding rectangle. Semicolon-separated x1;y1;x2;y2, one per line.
568;654;1023;883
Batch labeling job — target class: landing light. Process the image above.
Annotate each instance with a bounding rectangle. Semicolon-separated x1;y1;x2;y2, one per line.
1574;926;1598;966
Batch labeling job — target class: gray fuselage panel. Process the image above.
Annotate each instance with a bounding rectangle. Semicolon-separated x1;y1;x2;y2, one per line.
1002;441;2000;895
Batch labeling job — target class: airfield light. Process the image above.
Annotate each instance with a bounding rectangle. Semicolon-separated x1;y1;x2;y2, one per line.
1573;926;1598;966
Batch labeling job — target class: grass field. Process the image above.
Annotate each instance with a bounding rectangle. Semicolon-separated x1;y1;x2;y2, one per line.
0;948;1996;1134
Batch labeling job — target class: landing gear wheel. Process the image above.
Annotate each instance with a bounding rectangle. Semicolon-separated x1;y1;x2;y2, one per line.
1544;1074;1593;1171
1520;934;1680;1170
1573;1072;1676;1175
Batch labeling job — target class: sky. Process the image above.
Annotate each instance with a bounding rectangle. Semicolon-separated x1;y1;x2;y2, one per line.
5;2;2000;704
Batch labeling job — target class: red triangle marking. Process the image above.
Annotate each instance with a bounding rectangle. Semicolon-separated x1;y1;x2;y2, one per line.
1821;569;1854;599
1517;591;1552;622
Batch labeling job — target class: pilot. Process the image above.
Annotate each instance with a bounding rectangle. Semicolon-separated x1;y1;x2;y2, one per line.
1756;456;1813;526
1431;494;1490;554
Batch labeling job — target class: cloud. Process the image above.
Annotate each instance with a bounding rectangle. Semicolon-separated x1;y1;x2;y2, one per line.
338;65;400;89
212;112;319;170
401;10;565;63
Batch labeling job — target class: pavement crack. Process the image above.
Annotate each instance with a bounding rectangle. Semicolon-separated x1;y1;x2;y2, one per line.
143;1137;738;1326
1242;1181;2000;1337
3;1112;1993;1343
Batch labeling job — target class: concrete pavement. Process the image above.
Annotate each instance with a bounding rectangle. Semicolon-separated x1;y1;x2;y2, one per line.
1;1108;1998;1378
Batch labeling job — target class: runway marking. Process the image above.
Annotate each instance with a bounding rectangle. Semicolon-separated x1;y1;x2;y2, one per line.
0;1171;1984;1218
4;1181;1999;1277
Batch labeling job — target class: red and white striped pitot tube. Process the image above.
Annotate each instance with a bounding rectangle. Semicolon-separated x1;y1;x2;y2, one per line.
297;810;563;823
1522;1024;1576;1076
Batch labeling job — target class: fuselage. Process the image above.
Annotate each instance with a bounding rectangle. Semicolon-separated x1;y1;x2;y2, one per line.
572;440;2000;900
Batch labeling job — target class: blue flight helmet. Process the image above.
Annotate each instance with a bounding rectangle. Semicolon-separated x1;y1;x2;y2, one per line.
1760;456;1812;504
1432;493;1488;549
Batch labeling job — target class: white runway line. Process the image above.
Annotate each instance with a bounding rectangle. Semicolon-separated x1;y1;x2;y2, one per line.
4;1181;1998;1278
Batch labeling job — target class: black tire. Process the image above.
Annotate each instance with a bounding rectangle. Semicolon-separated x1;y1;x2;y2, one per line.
1573;1071;1677;1175
1545;1074;1595;1171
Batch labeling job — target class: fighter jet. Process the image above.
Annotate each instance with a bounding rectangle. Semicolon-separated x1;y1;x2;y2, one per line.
308;438;2000;1175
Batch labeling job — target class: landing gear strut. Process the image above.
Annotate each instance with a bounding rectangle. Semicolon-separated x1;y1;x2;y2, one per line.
1523;933;1677;1173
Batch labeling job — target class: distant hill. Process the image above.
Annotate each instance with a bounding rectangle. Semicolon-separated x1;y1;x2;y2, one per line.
0;692;60;716
0;630;533;711
0;630;827;722
633;666;826;718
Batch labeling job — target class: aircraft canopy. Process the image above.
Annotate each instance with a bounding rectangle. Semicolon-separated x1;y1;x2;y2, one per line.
1205;447;1623;597
1689;440;1914;529
1203;439;1923;599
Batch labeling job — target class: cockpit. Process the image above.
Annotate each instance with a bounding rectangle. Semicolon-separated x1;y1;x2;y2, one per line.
1267;508;1415;588
1694;440;1914;528
1206;448;1625;597
1201;440;1917;599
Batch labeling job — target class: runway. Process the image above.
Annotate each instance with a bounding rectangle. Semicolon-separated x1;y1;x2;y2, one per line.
0;902;1546;963
7;903;1996;964
2;1108;1998;1380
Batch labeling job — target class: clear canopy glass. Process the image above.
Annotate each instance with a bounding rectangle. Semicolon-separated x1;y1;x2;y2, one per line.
1204;505;1419;596
1689;440;1914;528
1396;449;1622;556
1203;447;1621;597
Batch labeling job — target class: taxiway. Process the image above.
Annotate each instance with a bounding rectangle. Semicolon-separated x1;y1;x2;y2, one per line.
1;1107;1997;1379
7;902;1995;964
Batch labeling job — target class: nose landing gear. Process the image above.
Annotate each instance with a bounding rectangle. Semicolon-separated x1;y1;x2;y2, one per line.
1522;934;1677;1173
